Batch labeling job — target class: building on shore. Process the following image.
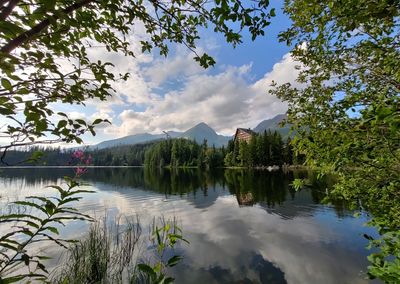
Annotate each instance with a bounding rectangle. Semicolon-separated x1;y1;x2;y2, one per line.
233;128;255;143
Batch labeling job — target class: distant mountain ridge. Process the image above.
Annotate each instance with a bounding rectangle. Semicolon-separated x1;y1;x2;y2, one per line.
94;133;164;149
93;122;230;149
253;114;290;138
93;114;288;149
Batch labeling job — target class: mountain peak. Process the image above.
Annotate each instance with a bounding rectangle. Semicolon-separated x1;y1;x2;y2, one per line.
92;122;230;150
179;122;231;146
184;122;216;136
193;122;213;130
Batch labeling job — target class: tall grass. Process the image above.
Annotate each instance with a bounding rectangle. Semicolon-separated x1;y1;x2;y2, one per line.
53;216;186;284
53;216;141;283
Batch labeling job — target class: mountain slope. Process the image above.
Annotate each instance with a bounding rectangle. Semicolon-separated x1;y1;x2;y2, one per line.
92;123;231;149
94;133;165;149
180;122;230;147
92;115;290;150
253;114;291;138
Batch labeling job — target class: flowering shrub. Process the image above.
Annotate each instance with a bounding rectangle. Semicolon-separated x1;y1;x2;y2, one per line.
0;151;94;283
70;150;92;177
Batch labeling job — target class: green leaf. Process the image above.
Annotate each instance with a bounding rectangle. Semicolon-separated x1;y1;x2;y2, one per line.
75;119;86;125
46;185;67;198
37;262;49;273
0;273;47;283
37;255;52;260
0;21;25;36
163;277;175;284
167;255;183;267
0;242;19;251
57;120;68;129
92;118;103;125
1;78;12;91
270;8;276;17
137;263;156;279
291;179;304;191
43;0;56;10
43;226;59;234
27;151;44;163
21;253;30;265
0;213;42;222
13;201;48;215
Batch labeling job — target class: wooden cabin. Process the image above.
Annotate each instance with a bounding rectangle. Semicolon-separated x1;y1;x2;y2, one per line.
234;128;255;143
236;192;255;206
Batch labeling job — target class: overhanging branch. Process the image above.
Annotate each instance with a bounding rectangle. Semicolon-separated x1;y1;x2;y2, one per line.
0;0;19;21
1;0;94;54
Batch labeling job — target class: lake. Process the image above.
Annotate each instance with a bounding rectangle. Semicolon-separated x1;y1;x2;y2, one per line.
0;167;379;283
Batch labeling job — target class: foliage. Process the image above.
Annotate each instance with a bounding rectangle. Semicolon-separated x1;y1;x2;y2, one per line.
144;138;225;169
136;217;188;284
4;132;303;168
290;178;304;192
0;156;188;283
0;176;93;283
90;142;154;166
0;0;275;156
54;216;142;283
53;215;187;283
367;231;400;282
1;146;72;166
2;142;156;166
224;130;303;167
0;150;94;283
271;0;400;280
145;133;302;169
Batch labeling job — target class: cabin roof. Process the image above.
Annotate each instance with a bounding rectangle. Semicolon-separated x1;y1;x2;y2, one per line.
233;128;256;143
236;128;255;135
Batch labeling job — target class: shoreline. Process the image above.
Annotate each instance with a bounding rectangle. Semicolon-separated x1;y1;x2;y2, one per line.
0;165;309;170
0;165;144;169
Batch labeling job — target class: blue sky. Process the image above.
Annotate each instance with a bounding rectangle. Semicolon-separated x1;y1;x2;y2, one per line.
58;3;298;146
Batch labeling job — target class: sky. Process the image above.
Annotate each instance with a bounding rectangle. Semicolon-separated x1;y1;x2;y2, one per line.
55;3;299;146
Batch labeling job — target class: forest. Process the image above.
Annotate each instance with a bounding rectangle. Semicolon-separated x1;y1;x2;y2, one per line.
1;142;155;166
144;130;304;168
224;131;305;167
2;130;304;168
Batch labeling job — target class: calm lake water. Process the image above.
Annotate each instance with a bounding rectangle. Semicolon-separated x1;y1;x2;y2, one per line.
0;167;379;283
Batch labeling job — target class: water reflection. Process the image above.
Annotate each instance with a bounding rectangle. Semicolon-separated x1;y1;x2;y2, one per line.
0;168;378;283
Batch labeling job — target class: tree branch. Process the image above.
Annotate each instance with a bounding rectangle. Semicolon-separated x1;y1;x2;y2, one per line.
1;0;94;54
0;0;18;21
0;138;63;165
0;0;10;8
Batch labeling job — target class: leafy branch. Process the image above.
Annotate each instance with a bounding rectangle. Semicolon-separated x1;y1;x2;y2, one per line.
0;176;94;283
137;217;189;284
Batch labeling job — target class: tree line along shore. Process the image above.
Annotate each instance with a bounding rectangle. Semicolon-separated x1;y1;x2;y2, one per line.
2;130;305;169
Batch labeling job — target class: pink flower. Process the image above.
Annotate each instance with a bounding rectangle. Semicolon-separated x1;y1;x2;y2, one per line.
75;167;87;177
72;150;84;160
70;150;92;178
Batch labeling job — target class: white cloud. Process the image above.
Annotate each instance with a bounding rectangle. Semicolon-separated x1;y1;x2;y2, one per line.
47;36;300;143
101;51;299;138
144;47;206;87
248;52;301;125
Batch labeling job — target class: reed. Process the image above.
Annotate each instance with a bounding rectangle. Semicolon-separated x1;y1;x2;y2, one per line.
53;216;186;284
53;216;141;283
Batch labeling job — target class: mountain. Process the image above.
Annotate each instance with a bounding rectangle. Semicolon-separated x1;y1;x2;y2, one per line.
180;122;231;147
253;114;290;138
92;122;230;149
92;115;290;150
94;133;164;149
